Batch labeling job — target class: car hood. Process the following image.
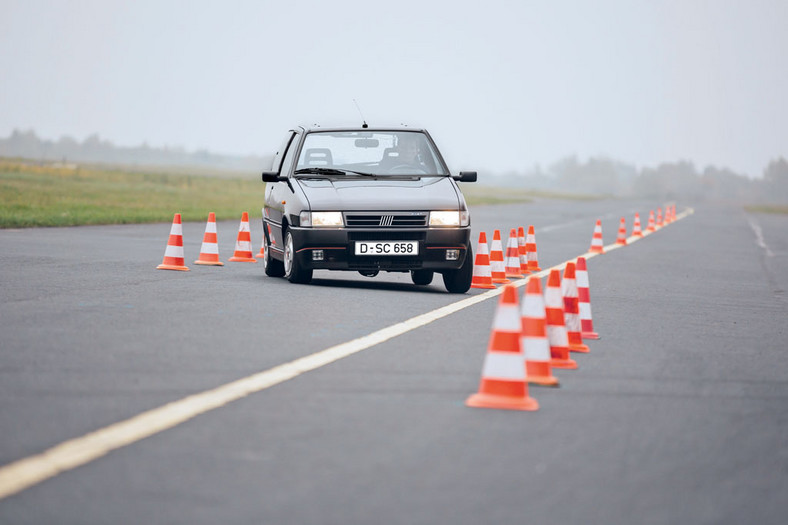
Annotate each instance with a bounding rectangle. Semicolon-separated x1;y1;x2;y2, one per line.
297;177;461;211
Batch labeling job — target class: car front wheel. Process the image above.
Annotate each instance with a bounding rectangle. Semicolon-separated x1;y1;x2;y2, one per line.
442;245;473;293
284;230;313;284
263;225;285;277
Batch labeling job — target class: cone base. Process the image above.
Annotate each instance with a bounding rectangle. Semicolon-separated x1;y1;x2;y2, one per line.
471;283;497;290
465;393;539;411
505;272;525;278
519;267;532;274
194;260;225;266
527;375;560;387
254;253;265;258
569;343;590;353
616;240;627;245
528;266;542;272
551;358;578;370
491;278;511;284
228;257;258;263
633;233;643;237
582;331;600;340
588;247;605;254
156;264;189;271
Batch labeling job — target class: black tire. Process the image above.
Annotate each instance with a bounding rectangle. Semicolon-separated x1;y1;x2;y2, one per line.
411;269;434;286
284;230;313;284
263;223;285;277
442;245;473;293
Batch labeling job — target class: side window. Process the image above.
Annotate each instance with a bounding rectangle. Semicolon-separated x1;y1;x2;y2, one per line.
278;134;300;176
271;132;296;172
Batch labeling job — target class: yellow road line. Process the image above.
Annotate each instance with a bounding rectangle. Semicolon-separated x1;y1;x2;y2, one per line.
0;207;693;500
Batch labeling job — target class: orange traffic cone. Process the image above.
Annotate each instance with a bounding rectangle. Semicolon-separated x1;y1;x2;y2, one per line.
504;228;524;278
489;230;510;284
589;219;605;254
576;256;599;339
255;230;266;258
466;285;539;411
228;212;258;263
632;213;643;237
525;225;542;272
157;213;190;271
563;262;589;353
521;277;560;386
471;232;496;290
544;269;578;369
656;208;663;228
194;212;224;266
517;226;531;274
615;217;627;245
646;210;656;232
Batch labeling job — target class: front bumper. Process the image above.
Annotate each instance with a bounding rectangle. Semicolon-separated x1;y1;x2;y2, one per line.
289;226;471;271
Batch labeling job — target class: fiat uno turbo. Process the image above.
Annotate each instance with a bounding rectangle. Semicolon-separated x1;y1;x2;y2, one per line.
261;126;477;293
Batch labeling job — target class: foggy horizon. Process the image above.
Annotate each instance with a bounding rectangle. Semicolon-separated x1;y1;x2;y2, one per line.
1;0;786;178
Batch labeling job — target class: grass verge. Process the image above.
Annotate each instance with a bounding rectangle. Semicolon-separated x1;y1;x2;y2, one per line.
0;160;264;228
744;204;788;215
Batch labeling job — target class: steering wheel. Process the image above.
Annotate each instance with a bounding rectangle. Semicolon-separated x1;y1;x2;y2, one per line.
388;164;428;174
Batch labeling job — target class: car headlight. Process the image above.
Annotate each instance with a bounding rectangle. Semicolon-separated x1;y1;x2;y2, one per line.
430;210;469;227
300;211;343;228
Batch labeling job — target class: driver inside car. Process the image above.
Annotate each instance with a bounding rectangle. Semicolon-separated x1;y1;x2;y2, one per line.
381;134;430;174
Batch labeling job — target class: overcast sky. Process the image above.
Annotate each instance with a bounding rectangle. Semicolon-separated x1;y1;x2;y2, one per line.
1;0;786;177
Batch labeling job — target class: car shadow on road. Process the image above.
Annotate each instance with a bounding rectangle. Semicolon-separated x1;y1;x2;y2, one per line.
307;276;451;294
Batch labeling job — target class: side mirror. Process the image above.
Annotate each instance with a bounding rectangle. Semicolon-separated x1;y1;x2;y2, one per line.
453;171;477;183
262;171;286;183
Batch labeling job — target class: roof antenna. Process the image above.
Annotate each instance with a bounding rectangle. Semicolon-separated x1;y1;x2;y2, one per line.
353;99;368;128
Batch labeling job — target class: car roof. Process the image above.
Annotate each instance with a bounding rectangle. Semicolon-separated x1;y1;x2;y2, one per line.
296;124;427;134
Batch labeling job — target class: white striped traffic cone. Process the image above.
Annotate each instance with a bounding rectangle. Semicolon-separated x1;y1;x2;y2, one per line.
632;213;643;237
471;231;496;289
504;228;524;278
466;285;539;411
615;217;627;245
157;213;190;271
489;229;510;284
229;211;258;263
589;219;605;254
521;277;559;386
656;208;663;228
563;262;589;353
576;256;599;339
194;212;224;266
544;269;578;369
646;210;656;232
525;225;541;272
517;226;531;274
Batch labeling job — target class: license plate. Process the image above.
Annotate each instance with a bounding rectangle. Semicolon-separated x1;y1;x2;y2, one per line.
354;241;419;256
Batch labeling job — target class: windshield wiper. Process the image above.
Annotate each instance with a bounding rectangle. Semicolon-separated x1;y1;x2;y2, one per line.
294;167;376;177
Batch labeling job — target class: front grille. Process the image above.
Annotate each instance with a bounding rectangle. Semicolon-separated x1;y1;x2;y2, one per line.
345;212;428;228
347;231;426;241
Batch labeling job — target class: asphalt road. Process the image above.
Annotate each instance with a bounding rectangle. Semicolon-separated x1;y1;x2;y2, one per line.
0;198;786;524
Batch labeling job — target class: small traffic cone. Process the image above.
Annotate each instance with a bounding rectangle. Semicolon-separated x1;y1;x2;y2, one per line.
255;230;266;258
157;213;189;271
589;219;605;254
563;262;589;353
228;212;258;263
194;212;224;266
544;269;578;369
471;232;496;290
466;285;539;411
615;217;627;245
656;208;663;228
576;256;599;340
517;226;531;274
646;210;656;232
489;230;510;284
525;225;542;272
632;213;643;237
504;229;524;278
521;277;560;387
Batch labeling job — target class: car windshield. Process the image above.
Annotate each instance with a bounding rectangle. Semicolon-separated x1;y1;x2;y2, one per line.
295;131;449;177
